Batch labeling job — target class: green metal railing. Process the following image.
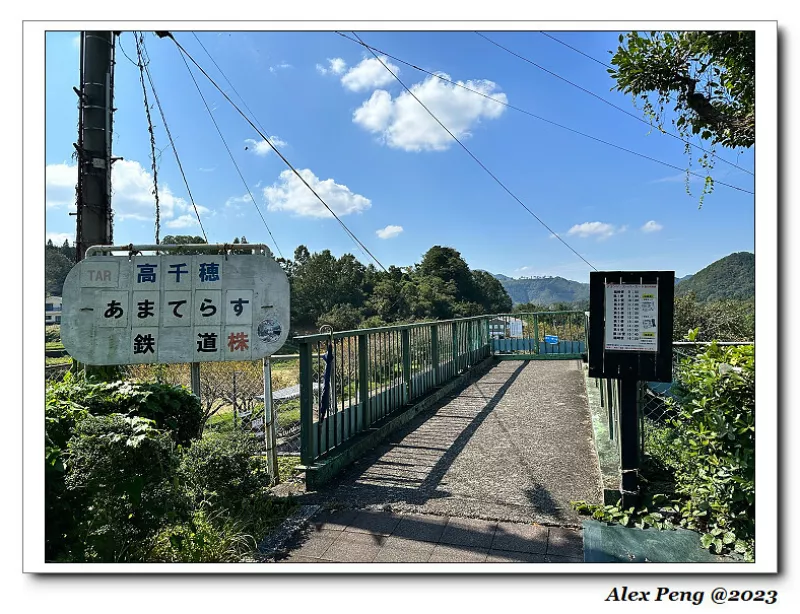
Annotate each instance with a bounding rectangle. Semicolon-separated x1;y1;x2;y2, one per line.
490;311;587;356
296;315;492;466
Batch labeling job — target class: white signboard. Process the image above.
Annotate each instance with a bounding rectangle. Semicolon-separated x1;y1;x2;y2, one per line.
603;283;659;352
62;253;290;365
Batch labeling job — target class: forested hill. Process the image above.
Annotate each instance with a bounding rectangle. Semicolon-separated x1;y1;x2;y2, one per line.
493;275;590;306
674;252;755;302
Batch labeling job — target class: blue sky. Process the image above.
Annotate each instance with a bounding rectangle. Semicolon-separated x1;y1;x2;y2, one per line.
45;30;755;283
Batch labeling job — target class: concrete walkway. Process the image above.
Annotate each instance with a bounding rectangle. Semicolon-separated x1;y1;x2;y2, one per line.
274;360;603;563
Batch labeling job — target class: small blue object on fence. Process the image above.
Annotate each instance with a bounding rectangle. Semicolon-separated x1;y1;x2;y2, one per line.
544;335;559;344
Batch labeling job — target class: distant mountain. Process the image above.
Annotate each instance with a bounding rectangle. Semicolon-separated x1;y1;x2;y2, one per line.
676;274;694;284
675;252;754;302
492;274;589;306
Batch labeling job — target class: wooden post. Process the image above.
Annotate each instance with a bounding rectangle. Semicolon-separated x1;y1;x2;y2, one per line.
358;333;369;431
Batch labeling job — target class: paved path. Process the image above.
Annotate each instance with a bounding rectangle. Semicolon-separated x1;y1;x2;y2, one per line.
274;360;603;563
274;509;583;563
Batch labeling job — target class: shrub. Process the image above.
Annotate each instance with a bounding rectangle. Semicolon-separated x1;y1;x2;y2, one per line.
148;509;256;563
49;379;202;446
45;325;61;343
64;414;185;562
179;430;269;511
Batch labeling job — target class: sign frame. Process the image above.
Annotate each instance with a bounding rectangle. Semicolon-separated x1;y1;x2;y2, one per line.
588;271;674;382
61;244;290;366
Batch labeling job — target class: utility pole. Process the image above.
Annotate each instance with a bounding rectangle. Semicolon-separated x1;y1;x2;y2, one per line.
74;32;116;262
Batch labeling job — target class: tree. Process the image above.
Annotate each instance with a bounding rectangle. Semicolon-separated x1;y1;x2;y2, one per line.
471;270;512;314
610;31;754;202
46;249;74;296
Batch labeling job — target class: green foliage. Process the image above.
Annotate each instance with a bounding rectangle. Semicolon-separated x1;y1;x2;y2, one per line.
64;414;184;562
498;275;589;307
45;325;61;343
316;303;363;332
179;430;270;510
675;252;754;302
45;249;74;296
610;31;754;150
610;31;754;205
148;509;256;563
575;342;755;561
48;379;202;446
673;292;754;341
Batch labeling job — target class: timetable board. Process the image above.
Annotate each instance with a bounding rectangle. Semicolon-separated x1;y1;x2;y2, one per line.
603;283;659;352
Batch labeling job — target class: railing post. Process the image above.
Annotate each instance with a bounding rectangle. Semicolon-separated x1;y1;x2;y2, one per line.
358;333;369;431
485;317;491;358
452;322;459;374
431;325;440;386
299;342;314;466
401;328;412;403
466;320;473;367
533;315;540;355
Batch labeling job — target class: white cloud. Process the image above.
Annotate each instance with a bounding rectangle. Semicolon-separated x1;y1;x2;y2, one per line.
269;62;292;73
225;193;250;209
352;74;507;151
45;159;213;226
317;57;348;75
72;35;80;49
198;166;216;173
46;162;77;208
244;136;287;156
165;214;200;229
47;232;74;246
340;56;399;92
376;224;403;239
263;169;371;218
641;220;664;233
567;221;619;240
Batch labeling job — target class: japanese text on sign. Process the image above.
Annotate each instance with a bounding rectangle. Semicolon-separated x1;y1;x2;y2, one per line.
603;283;659;352
61;253;290;366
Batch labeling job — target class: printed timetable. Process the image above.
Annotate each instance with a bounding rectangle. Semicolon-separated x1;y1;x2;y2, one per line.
603;283;659;352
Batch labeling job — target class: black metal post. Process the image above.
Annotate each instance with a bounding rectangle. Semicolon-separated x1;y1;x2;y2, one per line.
619;377;640;509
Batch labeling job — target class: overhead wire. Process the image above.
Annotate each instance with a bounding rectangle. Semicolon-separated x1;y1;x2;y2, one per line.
137;32;209;242
475;32;753;177
350;31;598;273
538;31;615;70
335;32;754;195
174;41;285;259
165;32;387;271
134;34;162;244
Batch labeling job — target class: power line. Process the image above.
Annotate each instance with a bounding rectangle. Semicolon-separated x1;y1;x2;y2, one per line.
175;42;285;259
539;31;614;70
191;33;274;152
350;32;598;273
134;34;162;244
336;32;754;196
137;33;208;242
165;32;387;272
476;32;753;177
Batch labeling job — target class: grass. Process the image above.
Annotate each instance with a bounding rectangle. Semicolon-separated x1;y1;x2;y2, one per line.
277;399;300;429
271;359;298;390
45;342;65;351
46;356;72;365
277;455;303;483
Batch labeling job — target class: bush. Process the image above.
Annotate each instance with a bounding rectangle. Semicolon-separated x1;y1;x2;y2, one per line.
45;325;61;343
64;414;185;562
179;430;269;510
49;378;203;446
148;509;256;563
650;339;755;557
